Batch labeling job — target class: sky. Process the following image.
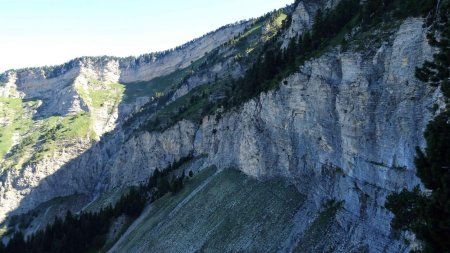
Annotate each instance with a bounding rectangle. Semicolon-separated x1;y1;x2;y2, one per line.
0;0;294;73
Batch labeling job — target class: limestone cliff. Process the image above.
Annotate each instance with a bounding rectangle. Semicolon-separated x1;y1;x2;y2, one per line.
0;21;250;223
0;1;442;251
105;18;439;251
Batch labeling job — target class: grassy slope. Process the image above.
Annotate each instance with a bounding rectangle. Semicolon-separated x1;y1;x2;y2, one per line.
1;81;112;170
1;79;125;169
75;80;125;114
293;201;343;253
113;167;305;253
29;112;96;163
144;81;225;131
2;110;96;170
0;98;37;158
0;56;208;169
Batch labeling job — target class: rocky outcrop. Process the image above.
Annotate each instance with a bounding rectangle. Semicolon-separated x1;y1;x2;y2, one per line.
0;2;441;251
282;0;338;47
0;21;251;223
105;18;438;251
110;18;436;188
0;139;93;222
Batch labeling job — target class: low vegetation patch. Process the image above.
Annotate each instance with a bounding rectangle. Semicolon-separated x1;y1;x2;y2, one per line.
1;80;127;169
0;98;37;159
76;80;125;110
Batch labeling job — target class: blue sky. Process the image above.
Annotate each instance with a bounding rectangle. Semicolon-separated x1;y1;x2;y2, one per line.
0;0;294;72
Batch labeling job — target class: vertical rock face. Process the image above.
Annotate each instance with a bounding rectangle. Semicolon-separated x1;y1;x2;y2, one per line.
282;0;337;47
4;67;85;118
102;18;438;251
204;18;436;250
114;18;432;191
0;1;441;250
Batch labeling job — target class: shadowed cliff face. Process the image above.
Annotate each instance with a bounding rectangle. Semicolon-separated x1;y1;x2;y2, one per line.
0;21;251;223
0;1;442;251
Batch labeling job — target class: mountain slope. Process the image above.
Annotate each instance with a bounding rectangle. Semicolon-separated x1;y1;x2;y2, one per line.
103;17;436;252
0;19;252;224
110;167;305;253
0;0;444;252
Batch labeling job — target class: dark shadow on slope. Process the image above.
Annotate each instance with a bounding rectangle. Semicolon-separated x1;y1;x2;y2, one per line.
0;17;258;237
110;167;307;253
1;7;288;244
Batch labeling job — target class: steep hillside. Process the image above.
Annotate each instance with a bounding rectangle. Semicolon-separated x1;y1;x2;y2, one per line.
0;7;294;230
0;0;445;252
103;17;437;252
0;19;253;224
110;167;306;253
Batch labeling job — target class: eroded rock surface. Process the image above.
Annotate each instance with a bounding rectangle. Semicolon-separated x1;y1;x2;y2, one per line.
0;2;441;251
